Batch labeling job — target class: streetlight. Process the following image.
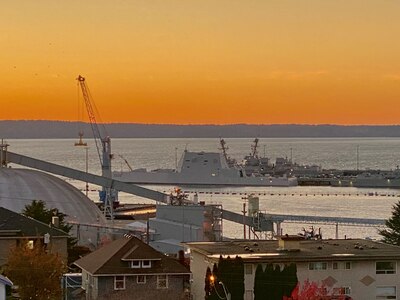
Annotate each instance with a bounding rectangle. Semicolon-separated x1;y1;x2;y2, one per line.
209;275;231;300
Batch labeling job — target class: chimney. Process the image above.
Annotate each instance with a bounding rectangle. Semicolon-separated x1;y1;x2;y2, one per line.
52;216;60;228
278;235;304;251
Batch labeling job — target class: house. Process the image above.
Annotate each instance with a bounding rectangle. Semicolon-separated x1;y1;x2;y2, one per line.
186;236;400;300
74;235;191;300
0;206;69;266
0;275;12;300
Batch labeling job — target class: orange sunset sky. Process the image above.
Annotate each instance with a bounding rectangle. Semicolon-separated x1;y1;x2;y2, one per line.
1;0;400;125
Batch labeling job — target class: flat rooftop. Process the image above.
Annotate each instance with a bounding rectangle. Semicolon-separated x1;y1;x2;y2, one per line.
186;239;400;263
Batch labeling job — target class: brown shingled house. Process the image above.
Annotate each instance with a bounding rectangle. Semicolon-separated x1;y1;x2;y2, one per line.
0;206;69;266
74;235;191;300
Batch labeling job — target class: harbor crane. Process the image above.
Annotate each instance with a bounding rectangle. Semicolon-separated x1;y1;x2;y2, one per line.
76;75;117;219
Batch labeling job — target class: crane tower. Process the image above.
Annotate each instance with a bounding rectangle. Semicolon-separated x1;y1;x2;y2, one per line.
76;75;117;219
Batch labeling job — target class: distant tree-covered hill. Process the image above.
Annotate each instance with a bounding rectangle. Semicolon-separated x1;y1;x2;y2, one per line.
1;120;400;138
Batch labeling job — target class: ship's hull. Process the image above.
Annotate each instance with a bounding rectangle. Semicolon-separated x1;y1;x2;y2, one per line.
112;171;298;187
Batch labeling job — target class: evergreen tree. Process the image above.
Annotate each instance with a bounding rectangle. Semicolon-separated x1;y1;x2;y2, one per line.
253;264;263;300
282;264;298;297
230;256;244;300
207;263;220;300
264;263;274;299
379;201;400;245
22;200;78;264
205;256;244;300
272;264;282;300
22;200;72;235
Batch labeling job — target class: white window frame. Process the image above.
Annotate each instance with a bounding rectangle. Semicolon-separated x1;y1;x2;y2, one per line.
137;275;146;284
376;286;396;299
157;275;168;289
309;262;327;270
114;276;125;290
333;261;352;270
131;260;141;268
142;260;151;268
376;261;397;274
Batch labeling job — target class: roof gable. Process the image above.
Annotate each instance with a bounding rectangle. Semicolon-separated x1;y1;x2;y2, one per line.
74;235;190;275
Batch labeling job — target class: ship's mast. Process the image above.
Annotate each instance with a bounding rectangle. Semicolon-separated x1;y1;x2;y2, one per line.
219;138;230;163
251;138;259;158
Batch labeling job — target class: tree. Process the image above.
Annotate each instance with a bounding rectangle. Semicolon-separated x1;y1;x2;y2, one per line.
205;256;244;300
5;241;66;300
379;201;400;245
22;200;71;234
285;280;350;300
253;263;298;300
22;200;80;265
253;264;263;300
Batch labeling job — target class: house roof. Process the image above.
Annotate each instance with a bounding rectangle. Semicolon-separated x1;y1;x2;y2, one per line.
186;238;400;263
0;275;13;286
0;207;68;238
74;235;191;276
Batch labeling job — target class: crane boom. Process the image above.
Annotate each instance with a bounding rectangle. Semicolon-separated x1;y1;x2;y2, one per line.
76;75;115;218
77;75;103;165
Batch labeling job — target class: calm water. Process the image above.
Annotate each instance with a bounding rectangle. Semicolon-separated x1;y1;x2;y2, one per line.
6;138;400;239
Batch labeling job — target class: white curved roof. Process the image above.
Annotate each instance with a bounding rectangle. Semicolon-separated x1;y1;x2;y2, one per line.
0;168;106;224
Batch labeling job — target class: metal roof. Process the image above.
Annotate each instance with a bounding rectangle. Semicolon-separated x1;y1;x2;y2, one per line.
0;168;106;225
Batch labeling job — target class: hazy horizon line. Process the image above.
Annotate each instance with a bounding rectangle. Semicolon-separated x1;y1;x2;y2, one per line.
2;119;400;127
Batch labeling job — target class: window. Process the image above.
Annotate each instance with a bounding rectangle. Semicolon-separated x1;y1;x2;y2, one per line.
333;261;352;270
157;275;168;289
114;276;125;290
333;287;351;296
344;287;351;295
131;261;141;268
376;262;396;274
137;275;146;284
27;240;34;249
376;286;396;299
142;260;151;268
309;262;327;270
245;264;253;275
